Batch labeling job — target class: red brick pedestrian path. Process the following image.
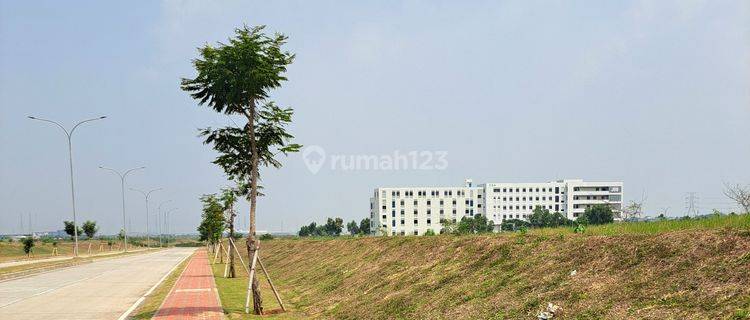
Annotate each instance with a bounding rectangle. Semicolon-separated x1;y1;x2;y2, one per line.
153;249;224;320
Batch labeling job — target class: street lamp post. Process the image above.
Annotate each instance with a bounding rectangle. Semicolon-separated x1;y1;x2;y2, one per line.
130;188;161;248
99;166;144;252
165;208;177;246
28;115;106;257
157;200;172;247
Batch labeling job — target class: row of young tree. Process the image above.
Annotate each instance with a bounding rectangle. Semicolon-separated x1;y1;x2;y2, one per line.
298;218;372;237
63;220;98;239
501;204;614;231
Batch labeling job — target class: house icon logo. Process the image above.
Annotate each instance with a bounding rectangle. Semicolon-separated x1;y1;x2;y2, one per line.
302;145;326;174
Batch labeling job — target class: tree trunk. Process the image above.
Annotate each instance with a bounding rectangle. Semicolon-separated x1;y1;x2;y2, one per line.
227;209;236;278
246;99;263;315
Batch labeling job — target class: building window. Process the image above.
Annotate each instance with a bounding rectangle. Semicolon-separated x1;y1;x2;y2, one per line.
413;230;418;235
401;219;405;225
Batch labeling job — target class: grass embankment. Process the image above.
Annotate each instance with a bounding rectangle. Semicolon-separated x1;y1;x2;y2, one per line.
212;215;750;319
130;253;193;319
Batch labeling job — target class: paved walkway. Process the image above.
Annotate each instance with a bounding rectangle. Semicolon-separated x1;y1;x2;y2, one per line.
154;249;224;320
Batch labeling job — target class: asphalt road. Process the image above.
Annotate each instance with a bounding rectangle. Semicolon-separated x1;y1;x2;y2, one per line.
0;247;195;320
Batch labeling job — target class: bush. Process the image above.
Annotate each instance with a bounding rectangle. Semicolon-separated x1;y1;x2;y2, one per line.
501;219;530;231
260;233;274;240
22;237;35;255
424;229;436;236
579;204;614;225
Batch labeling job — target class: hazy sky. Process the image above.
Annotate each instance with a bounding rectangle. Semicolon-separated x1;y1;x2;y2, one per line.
1;1;748;235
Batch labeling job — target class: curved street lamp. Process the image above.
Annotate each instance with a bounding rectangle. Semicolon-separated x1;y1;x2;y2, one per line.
28;115;106;257
130;187;162;248
99;166;144;251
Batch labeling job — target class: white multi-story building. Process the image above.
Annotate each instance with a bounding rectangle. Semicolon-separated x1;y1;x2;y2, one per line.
370;179;623;236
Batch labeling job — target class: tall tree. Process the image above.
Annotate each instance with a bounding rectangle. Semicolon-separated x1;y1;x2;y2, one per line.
181;25;299;314
346;220;359;236
359;218;371;235
82;220;98;239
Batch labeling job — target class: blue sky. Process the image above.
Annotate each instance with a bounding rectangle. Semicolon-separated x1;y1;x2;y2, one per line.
1;1;748;235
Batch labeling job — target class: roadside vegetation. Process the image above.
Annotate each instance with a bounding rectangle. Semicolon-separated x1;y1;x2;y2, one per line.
209;213;750;319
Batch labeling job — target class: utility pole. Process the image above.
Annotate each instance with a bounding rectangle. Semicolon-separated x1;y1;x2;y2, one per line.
29;115;107;256
130;188;162;248
685;192;700;217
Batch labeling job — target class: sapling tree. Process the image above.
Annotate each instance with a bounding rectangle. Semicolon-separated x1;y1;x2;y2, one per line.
220;187;239;278
22;237;34;257
63;221;83;240
182;25;300;314
198;194;225;247
82;220;98;239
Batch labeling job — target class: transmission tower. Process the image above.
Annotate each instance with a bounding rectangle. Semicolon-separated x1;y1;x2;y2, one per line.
685;192;700;217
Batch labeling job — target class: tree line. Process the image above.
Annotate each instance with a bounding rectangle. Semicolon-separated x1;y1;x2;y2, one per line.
298;218;371;237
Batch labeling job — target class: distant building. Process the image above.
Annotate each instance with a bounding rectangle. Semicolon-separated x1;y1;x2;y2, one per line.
370;179;623;236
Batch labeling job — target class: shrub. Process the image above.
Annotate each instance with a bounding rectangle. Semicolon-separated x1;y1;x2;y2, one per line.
22;237;35;255
424;229;436;236
260;233;274;240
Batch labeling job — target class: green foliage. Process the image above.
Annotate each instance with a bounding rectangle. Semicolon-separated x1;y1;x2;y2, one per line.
574;224;586;234
439;218;458;234
518;226;528;235
22;237;34;255
298;217;345;237
259;233;274;240
501;219;531;231
324;217;344;236
529;206;572;228
359;218;371;235
580;204;615;225
424;229;436;236
182;25;300;204
457;215;495;234
118;229;126;241
63;221;83;240
346;220;359;235
198;194;226;244
82;220;98;239
181;25;294;115
299;222;321;237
